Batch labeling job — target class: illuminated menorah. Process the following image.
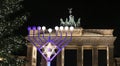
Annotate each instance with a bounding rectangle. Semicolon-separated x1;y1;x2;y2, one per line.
27;26;74;66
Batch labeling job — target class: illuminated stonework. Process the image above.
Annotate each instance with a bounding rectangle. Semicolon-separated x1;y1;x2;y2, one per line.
26;9;117;66
60;8;80;27
26;28;116;66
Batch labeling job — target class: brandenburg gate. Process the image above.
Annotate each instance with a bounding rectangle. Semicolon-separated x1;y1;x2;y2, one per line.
26;9;116;66
26;27;116;66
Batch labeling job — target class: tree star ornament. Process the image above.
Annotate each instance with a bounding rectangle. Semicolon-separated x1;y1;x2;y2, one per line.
43;42;56;58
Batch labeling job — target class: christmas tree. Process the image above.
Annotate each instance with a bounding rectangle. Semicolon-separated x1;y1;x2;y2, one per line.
0;0;28;65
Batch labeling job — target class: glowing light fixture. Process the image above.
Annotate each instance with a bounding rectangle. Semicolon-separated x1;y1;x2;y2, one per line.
27;26;74;66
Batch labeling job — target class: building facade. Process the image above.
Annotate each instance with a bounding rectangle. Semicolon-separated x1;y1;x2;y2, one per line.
26;27;116;66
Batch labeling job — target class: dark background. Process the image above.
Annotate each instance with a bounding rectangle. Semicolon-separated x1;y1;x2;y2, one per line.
23;0;120;28
21;0;120;65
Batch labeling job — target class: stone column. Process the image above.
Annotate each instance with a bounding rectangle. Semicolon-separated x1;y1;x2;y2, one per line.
26;44;37;66
32;46;37;66
26;44;32;66
57;48;65;66
109;46;114;66
92;47;98;66
77;46;82;66
81;46;84;66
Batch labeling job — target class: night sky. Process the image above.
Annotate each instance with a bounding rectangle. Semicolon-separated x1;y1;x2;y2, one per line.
23;0;120;28
22;0;120;60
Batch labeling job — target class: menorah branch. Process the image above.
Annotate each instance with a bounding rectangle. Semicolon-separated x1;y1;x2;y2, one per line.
27;26;74;66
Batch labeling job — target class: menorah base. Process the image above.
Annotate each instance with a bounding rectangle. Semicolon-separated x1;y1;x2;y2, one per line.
47;61;51;66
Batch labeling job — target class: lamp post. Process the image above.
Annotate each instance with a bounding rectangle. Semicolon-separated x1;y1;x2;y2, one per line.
27;26;74;66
